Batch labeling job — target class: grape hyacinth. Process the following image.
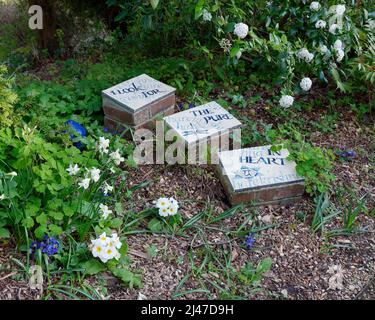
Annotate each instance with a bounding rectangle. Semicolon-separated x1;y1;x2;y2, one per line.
30;235;60;257
245;233;255;250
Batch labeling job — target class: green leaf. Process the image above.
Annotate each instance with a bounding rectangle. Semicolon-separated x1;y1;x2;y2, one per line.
110;218;123;229
49;224;63;236
81;259;106;275
149;0;159;10
0;227;10;238
194;0;205;20
22;217;34;228
35;225;47;238
148;218;162;232
63;205;75;217
256;257;272;274
36;213;48;225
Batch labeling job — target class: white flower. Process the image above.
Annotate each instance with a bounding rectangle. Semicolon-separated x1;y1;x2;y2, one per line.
66;164;80;176
99;204;112;219
97;232;110;246
159;207;169;217
78;178;91;190
333;39;344;50
169;197;179;208
91;242;104;259
310;2;321;11
109;149;125;166
279;95;294;108
233;23;249;39
335;4;346;16
202;9;212;22
89;167;101;183
97;137;110;154
102;182;113;195
167;204;179;216
109;233;122;250
336;48;345;62
319;44;329;54
297;48;314;63
0;194;6;201
156;197;170;210
329;24;338;34
156;197;179;217
300;77;313;91
315;20;326;29
91;233;122;263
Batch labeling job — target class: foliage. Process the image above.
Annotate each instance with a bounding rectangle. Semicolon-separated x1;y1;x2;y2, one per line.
0;65;17;126
269;126;336;195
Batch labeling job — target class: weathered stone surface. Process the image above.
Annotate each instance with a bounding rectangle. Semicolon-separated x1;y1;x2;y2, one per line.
163;101;241;146
218;145;305;205
102;74;176;127
102;74;176;112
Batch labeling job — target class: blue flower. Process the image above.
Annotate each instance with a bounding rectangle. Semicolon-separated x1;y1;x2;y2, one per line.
30;235;60;257
188;103;195;109
178;102;184;111
245;233;255;250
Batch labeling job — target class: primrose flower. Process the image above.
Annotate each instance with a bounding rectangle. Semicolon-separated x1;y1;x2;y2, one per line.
202;9;212;22
110;149;125;166
155;197;179;217
97;137;110;154
168;204;179;216
78;178;91;190
91;242;104;259
329;24;339;34
0;194;5;201
279;95;294;108
97;232;110;246
300;77;313;92
315;20;326;29
89;167;101;183
102;182;114;196
156;197;170;210
66;164;80;176
233;22;249;39
99;204;112;219
91;233;122;264
109;233;122;250
310;2;321;11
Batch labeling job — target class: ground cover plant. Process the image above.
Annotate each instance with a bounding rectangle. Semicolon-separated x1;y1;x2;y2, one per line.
0;0;374;300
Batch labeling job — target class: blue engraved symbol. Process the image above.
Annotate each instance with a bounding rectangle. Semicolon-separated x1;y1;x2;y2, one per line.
234;166;261;180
